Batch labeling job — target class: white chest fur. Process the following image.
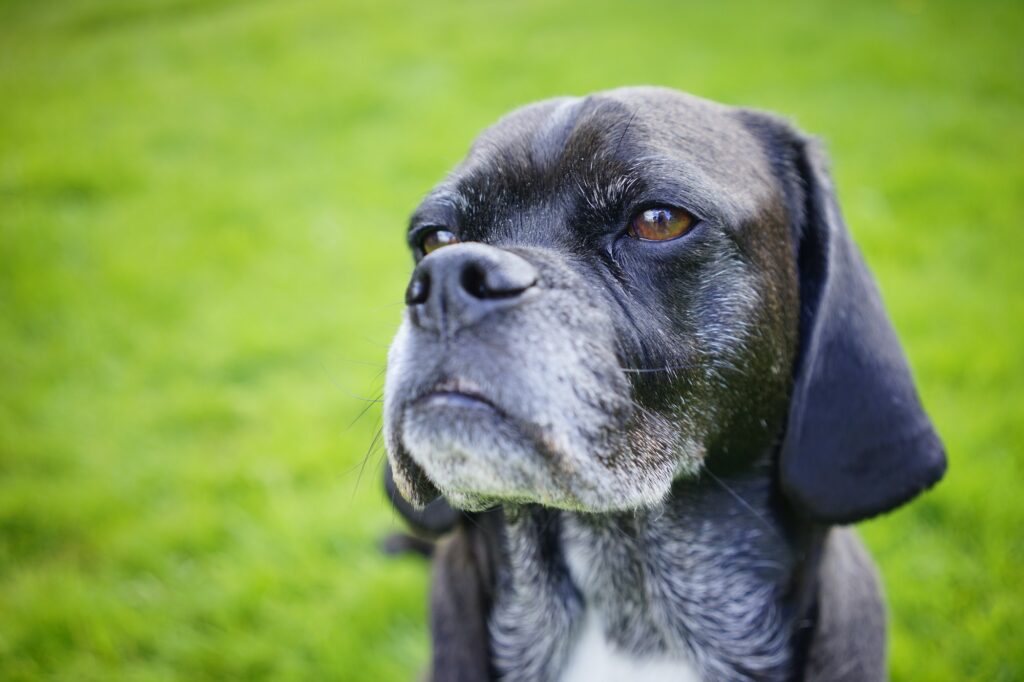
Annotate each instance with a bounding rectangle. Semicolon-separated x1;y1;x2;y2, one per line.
559;611;703;682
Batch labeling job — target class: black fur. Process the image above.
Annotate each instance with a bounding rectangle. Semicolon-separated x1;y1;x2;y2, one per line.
381;87;945;681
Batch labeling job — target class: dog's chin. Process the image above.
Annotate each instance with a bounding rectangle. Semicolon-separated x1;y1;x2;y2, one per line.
398;395;684;513
400;397;580;511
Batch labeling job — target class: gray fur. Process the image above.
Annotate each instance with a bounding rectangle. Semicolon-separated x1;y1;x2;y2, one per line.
492;465;798;681
382;86;942;681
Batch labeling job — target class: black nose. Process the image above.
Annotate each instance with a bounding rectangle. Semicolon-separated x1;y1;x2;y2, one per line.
405;243;537;334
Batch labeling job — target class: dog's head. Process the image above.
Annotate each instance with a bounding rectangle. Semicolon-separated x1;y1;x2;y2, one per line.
383;87;945;524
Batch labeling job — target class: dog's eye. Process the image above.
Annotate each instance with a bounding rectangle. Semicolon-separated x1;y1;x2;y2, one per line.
628;207;695;242
419;228;460;255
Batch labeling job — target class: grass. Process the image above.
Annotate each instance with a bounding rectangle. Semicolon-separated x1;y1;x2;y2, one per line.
1;0;1021;679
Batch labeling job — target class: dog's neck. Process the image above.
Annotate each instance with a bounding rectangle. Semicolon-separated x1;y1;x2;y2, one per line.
488;462;816;682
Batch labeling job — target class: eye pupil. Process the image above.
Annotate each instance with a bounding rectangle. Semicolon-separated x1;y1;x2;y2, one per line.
421;228;459;254
629;206;694;241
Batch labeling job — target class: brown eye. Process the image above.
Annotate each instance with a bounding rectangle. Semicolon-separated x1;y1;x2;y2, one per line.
628;207;695;242
420;228;459;255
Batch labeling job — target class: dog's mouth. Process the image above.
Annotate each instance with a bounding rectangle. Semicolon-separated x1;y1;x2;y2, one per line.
413;379;501;413
395;373;561;511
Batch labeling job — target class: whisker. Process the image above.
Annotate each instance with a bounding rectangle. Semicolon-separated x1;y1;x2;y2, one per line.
364;300;408;312
346;389;384;430
352;422;384;500
538;507;560;538
317;358;386;403
348;394;384;404
336;357;387;368
605;516;636;544
360;335;396;349
621;363;696;374
613;108;639;156
461;510;484;532
701;467;783;541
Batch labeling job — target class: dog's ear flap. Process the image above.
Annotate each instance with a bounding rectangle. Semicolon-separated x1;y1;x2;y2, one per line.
745;112;947;524
384;461;459;538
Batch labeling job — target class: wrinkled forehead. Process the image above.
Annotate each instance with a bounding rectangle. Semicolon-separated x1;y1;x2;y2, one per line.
416;88;778;229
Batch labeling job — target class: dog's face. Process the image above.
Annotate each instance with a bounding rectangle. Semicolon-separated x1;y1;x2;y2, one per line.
384;88;801;512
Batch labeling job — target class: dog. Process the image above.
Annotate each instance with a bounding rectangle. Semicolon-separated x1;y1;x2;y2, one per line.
381;87;946;682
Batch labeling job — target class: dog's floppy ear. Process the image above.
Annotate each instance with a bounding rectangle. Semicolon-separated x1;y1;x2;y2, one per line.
384;462;459;538
744;112;947;524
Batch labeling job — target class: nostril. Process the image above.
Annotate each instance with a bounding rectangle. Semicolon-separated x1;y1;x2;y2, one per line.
405;272;430;305
460;263;489;299
460;261;536;299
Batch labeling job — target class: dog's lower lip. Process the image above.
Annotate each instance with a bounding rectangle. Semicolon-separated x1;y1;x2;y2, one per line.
416;390;497;411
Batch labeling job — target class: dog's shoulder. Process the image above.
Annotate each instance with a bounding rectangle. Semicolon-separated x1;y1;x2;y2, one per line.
804;527;887;682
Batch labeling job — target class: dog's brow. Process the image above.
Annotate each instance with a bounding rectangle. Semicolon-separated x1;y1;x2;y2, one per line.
425;191;468;212
529;98;583;168
410;191;468;230
575;170;643;215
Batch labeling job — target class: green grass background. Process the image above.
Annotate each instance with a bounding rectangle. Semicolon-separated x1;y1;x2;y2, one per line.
1;0;1021;679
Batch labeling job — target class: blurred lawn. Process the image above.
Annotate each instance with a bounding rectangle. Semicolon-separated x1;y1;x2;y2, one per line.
1;0;1021;679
